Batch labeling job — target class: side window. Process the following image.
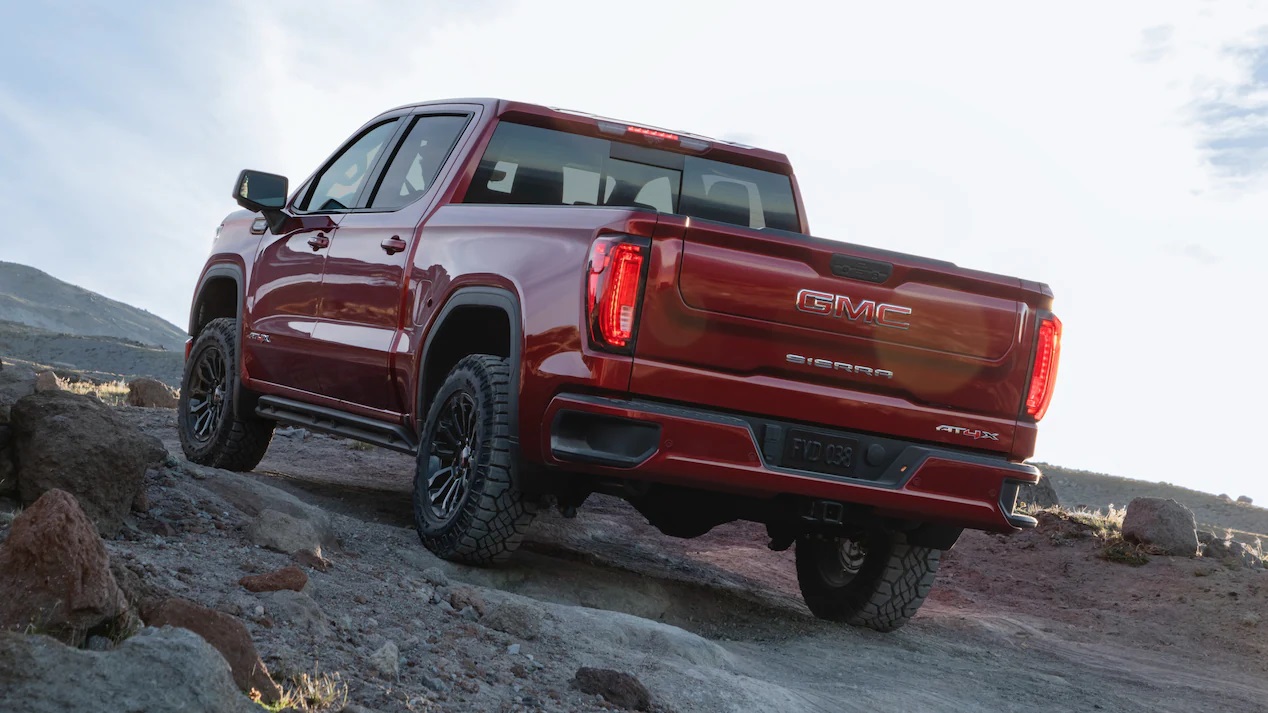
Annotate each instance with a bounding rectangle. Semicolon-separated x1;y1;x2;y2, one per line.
464;122;605;205
297;119;399;212
369;114;469;210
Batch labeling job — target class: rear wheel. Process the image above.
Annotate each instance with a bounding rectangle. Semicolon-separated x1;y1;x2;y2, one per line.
177;317;274;471
412;354;535;564
794;529;941;632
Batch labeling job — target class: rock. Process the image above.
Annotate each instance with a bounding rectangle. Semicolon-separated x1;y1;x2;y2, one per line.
449;586;486;617
292;547;332;572
200;471;334;544
141;597;280;703
0;364;36;423
0;489;131;645
239;565;308;593
571;667;652;711
0;626;258;713
421;566;449;587
10;390;167;536
1218;493;1234;503
483;600;543;640
1238;495;1254;505
257;590;330;637
1201;534;1232;561
247;509;322;554
33;370;61;392
1017;473;1059;509
86;635;114;651
1229;541;1264;569
125;377;179;408
369;641;400;679
1121;497;1199;556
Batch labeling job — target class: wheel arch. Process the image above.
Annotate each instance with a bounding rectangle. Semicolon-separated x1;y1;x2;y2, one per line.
189;264;244;338
417;286;524;442
188;263;252;419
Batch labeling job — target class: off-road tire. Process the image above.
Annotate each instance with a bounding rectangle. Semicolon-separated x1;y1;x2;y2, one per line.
177;317;274;471
412;354;536;565
795;530;941;632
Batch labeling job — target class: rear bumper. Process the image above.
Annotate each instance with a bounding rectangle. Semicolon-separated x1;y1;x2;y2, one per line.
541;394;1040;533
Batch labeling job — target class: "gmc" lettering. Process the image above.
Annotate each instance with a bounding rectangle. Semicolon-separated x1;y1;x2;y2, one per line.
796;289;912;330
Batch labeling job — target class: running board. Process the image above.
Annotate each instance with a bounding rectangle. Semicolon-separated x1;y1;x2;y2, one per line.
255;395;417;455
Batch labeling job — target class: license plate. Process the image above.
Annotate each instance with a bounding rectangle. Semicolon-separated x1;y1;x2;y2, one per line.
781;428;858;478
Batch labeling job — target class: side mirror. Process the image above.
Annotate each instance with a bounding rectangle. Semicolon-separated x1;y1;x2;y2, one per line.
232;170;289;232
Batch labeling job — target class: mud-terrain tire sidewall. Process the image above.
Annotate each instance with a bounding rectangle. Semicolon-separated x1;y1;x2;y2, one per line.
413;354;535;565
795;530;941;632
177;317;273;471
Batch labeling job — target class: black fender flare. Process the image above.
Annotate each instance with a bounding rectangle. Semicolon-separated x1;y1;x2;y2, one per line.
416;286;524;447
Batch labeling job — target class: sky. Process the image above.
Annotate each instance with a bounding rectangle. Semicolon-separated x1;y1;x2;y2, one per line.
2;0;1267;503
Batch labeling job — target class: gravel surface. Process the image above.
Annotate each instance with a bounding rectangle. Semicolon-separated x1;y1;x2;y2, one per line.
30;406;1266;713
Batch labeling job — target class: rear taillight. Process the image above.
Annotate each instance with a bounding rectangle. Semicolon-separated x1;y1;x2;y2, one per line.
586;236;649;352
1024;314;1062;421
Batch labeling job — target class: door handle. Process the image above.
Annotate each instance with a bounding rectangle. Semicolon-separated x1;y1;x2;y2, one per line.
381;235;408;255
308;233;330;251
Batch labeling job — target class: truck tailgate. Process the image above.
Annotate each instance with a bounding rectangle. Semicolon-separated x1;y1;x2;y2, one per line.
629;217;1053;454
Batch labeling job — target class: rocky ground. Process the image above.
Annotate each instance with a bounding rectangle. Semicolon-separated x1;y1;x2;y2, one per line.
0;321;182;387
3;379;1268;712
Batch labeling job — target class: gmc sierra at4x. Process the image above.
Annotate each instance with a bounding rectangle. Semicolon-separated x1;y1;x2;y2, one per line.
181;97;1062;632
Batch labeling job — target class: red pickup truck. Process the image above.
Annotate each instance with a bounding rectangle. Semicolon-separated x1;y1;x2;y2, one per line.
181;98;1061;631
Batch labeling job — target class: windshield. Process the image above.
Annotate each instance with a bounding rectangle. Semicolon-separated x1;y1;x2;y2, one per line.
463;121;800;232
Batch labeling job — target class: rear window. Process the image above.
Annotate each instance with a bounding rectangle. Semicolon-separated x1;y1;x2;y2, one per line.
463;121;800;232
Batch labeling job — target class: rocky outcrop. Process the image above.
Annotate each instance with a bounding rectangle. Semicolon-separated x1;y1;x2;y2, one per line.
0;489;132;645
10;390;167;535
239;565;308;593
126;377;178;409
200;470;334;545
1121;497;1199;556
0;627;257;713
1237;495;1254;505
141;597;281;703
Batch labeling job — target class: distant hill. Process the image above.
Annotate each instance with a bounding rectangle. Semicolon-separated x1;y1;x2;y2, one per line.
0;261;186;350
1035;461;1268;543
0;320;182;387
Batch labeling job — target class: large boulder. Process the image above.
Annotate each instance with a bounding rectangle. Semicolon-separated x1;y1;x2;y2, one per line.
200;470;334;545
1237;495;1254;505
1017;473;1060;509
0;627;258;713
141;597;281;703
126;377;178;409
0;489;132;645
1121;497;1199;556
10;390;167;536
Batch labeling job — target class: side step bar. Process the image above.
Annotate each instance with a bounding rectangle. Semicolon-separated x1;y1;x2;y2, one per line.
255;395;417;455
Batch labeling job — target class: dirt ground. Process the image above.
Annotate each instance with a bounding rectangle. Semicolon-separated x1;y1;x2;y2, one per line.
93;407;1268;712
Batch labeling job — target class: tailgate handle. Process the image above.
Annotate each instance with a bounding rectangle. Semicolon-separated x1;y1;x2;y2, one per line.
830;254;892;284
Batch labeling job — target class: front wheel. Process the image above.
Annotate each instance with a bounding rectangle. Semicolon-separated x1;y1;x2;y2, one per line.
795;530;942;632
177;317;274;471
412;354;535;565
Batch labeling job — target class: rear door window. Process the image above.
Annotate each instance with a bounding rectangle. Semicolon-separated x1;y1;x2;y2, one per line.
368;114;470;210
463;121;798;231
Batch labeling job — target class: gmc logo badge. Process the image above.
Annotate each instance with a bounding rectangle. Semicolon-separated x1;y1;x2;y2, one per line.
796;288;912;330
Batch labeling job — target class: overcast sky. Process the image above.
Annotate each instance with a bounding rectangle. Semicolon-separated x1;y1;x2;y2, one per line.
2;0;1267;503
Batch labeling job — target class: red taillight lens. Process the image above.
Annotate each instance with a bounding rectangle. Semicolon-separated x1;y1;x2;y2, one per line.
1025;315;1062;421
587;237;647;351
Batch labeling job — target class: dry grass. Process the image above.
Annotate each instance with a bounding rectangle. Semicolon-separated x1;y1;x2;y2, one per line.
253;669;348;713
60;377;131;407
